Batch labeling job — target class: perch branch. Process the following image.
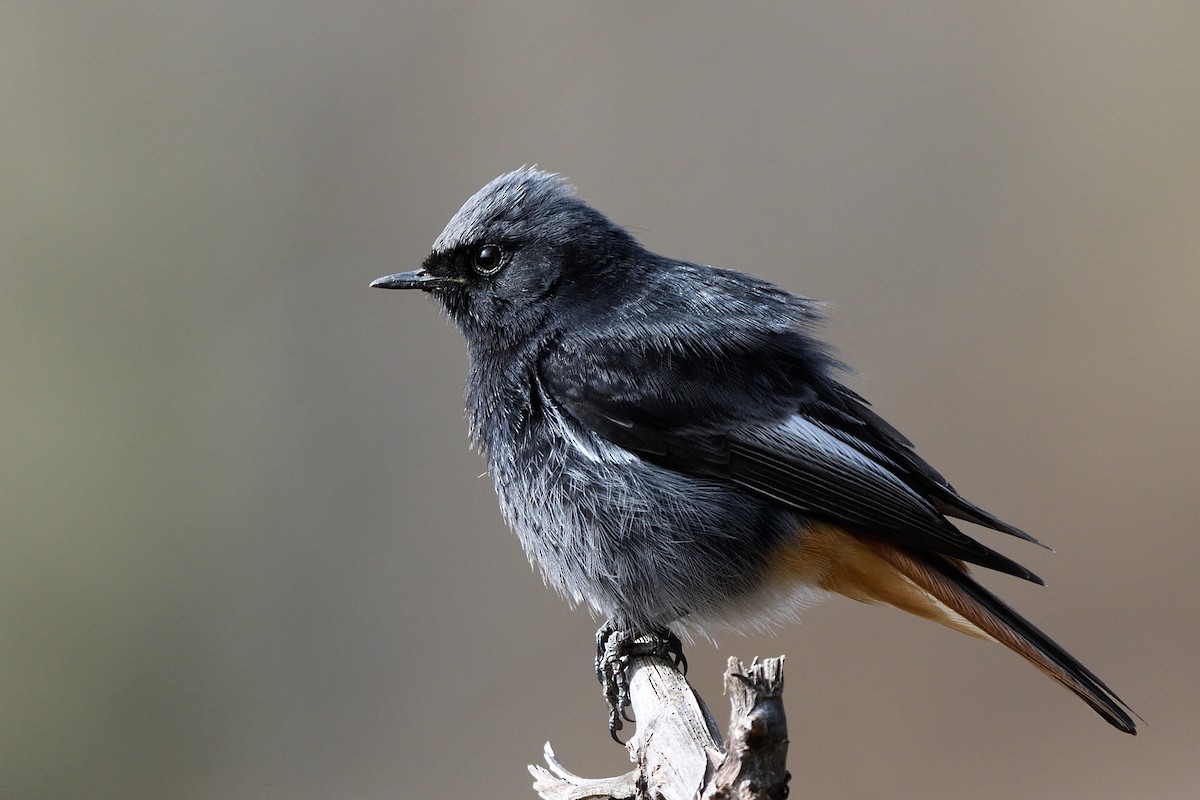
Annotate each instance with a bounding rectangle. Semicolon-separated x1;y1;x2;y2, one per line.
530;654;790;800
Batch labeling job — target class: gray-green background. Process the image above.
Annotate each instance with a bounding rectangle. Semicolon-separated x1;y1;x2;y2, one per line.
5;4;1197;798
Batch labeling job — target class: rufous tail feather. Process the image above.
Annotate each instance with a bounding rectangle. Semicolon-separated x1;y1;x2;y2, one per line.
779;523;1138;733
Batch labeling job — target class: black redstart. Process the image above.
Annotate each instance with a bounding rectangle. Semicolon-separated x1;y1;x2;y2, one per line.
372;168;1136;737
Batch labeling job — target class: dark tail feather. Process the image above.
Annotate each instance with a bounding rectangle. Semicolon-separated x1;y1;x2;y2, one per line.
878;545;1139;735
932;494;1051;550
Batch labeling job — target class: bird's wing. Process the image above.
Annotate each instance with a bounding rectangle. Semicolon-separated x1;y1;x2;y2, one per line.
539;327;1044;583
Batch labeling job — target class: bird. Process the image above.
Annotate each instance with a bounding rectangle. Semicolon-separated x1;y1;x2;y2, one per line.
371;167;1137;738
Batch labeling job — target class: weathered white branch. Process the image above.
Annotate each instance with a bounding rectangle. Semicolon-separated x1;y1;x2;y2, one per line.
530;656;790;800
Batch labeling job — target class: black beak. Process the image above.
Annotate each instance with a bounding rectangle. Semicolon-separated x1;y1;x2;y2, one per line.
370;269;458;290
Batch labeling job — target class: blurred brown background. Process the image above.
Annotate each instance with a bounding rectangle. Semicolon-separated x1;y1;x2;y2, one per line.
4;3;1197;799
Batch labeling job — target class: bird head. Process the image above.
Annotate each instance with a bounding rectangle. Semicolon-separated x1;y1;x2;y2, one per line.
372;167;639;353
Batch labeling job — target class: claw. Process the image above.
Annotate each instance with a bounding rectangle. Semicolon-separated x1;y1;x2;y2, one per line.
593;622;689;743
596;622;635;741
608;709;624;743
658;629;687;674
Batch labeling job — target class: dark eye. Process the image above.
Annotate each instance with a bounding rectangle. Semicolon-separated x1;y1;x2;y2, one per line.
473;244;503;275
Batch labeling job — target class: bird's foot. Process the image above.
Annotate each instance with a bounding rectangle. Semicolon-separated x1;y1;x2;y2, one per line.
594;621;688;743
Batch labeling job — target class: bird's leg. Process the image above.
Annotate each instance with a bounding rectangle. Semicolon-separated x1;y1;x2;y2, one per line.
595;623;633;740
594;621;689;743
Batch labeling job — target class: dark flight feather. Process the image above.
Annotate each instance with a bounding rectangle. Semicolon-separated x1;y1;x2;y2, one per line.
540;285;1044;584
